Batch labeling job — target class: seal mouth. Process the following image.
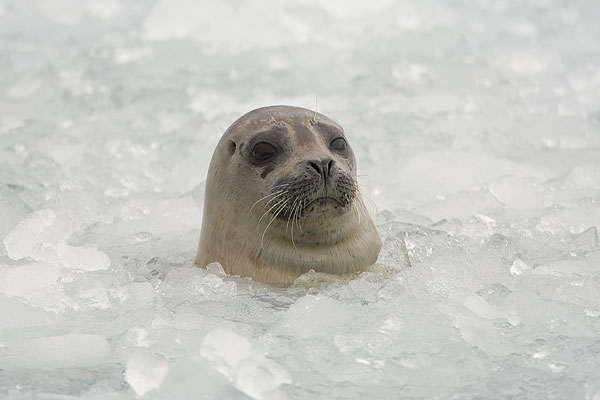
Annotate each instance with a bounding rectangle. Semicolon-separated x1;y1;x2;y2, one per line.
304;197;344;209
273;197;348;220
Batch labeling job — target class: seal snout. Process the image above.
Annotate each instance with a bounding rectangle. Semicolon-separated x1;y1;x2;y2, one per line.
307;158;334;183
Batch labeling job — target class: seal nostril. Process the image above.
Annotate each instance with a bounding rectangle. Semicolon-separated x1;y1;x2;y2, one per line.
308;159;334;180
309;162;322;175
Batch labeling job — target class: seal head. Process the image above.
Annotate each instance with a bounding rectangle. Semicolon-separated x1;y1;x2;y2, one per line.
195;105;381;284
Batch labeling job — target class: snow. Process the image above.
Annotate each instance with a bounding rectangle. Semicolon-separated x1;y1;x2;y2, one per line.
1;0;600;398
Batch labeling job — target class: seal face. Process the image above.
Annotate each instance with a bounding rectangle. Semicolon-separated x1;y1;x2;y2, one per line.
195;105;382;284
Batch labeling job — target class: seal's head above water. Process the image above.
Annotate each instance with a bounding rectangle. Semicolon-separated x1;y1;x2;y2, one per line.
195;105;381;284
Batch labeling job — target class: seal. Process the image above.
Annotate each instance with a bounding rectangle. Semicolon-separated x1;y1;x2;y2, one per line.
195;105;382;284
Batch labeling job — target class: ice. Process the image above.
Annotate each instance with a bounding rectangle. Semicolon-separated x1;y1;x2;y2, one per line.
274;295;356;339
200;328;291;399
124;351;169;396
3;209;111;271
0;262;61;299
3;209;75;260
0;184;31;245
34;243;111;271
154;359;250;399
2;0;600;398
0;262;76;312
509;259;531;276
0;296;65;330
2;333;111;369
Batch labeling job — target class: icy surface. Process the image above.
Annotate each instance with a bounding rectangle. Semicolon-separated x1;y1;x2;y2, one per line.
1;0;600;398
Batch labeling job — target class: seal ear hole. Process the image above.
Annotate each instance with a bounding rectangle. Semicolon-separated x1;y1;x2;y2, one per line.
228;140;236;155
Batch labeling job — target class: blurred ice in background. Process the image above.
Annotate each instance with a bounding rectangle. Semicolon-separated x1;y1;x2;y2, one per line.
1;0;600;398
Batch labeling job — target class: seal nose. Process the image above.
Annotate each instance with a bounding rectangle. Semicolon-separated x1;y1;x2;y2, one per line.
308;158;334;181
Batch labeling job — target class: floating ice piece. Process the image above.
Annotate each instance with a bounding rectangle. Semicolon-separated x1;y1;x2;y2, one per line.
155;359;249;399
33;243;111;271
510;259;531;276
0;262;61;298
200;328;291;399
3;208;111;270
125;351;169;396
540;202;600;235
3;209;74;260
533;260;598;277
161;267;237;302
0;185;31;243
0;262;75;312
564;164;600;189
137;256;171;281
275;295;355;338
463;294;509;319
95;197;202;236
115;282;160;310
574;227;599;251
489;177;544;211
63;278;111;310
126;327;154;347
0;295;64;329
4;333;111;369
415;189;504;221
201;329;252;373
206;262;226;275
394;149;550;206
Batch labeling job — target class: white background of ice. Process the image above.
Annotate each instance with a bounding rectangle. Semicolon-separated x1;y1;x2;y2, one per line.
1;0;600;398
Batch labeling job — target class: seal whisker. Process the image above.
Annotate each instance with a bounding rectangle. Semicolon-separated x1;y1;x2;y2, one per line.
250;190;288;213
257;197;287;226
270;183;291;192
290;197;304;248
355;197;368;225
357;186;377;215
264;191;289;208
286;195;300;233
295;198;305;234
261;198;290;249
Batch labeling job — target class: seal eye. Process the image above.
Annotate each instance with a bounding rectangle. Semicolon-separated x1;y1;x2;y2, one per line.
252;142;277;162
330;137;347;152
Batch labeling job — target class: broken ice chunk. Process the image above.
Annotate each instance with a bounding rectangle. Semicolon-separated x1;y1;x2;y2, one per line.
206;262;226;275
0;184;31;243
200;328;291;399
125;351;169;396
4;333;111;369
33;243;111;271
0;262;61;298
3;209;74;260
510;259;531;276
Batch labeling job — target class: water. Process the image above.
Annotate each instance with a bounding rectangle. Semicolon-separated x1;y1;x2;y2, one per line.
1;0;600;398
